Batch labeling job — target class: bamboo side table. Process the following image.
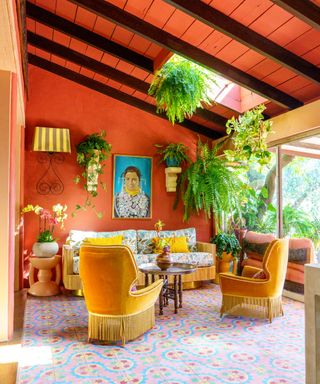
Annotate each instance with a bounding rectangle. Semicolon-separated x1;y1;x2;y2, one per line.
28;255;61;296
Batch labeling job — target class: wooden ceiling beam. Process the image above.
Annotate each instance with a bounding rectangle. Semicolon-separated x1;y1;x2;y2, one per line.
27;32;149;93
26;1;153;72
271;0;320;30
27;32;228;128
28;54;222;139
69;0;303;110
165;0;320;84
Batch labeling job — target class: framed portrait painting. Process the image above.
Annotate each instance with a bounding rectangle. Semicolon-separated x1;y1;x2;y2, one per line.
113;155;152;219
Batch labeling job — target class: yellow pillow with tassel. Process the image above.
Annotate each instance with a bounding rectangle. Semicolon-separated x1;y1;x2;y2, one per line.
153;236;189;253
82;235;123;246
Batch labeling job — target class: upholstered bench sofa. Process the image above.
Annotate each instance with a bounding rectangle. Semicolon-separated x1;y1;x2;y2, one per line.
62;227;216;293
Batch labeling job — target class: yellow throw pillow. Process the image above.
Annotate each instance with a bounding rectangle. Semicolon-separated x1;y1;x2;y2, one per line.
153;236;189;253
82;235;123;246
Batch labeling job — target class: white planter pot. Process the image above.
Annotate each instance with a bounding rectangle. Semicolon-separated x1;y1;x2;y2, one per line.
32;241;59;257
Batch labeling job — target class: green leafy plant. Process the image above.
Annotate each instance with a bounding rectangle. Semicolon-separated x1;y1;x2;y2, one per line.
73;131;111;218
148;55;217;124
155;142;191;167
211;232;241;259
224;104;272;166
178;140;243;222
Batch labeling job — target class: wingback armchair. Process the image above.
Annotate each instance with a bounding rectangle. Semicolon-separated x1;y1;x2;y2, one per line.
79;244;163;344
242;231;314;293
219;238;289;322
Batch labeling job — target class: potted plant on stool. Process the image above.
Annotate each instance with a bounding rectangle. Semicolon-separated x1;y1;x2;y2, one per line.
211;232;241;274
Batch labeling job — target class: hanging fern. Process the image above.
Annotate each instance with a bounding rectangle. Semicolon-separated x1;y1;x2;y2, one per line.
148;55;217;124
179;140;243;222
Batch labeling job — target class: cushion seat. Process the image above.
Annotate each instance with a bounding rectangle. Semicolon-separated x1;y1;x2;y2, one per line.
73;251;214;274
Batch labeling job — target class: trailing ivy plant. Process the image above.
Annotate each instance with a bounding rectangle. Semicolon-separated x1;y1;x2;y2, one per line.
224;104;272;166
148;55;217;124
178;140;243;222
73;131;112;218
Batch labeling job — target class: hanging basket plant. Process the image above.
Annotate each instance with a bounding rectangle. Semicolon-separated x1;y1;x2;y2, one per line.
148;55;217;124
73;131;112;218
224;104;273;166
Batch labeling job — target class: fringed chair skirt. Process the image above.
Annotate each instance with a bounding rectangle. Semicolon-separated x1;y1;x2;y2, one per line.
220;294;283;323
88;305;155;344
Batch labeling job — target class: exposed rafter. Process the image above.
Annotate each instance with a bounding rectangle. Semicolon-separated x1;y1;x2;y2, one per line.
69;0;303;109
28;54;222;139
271;0;320;30
27;32;149;93
165;0;320;84
26;2;153;72
27;32;228;128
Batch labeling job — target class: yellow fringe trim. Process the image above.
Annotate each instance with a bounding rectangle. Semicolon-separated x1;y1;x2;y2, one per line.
220;295;283;322
88;305;155;345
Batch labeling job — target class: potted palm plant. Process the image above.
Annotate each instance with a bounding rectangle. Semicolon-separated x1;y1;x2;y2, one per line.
211;232;241;273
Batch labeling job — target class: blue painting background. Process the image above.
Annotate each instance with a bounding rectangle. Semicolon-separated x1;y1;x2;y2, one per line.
113;155;152;197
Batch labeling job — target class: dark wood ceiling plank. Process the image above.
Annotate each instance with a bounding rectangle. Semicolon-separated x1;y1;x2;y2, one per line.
27;32;227;127
164;0;320;84
69;0;303;109
27;31;149;93
271;0;320;30
26;1;153;72
28;53;222;139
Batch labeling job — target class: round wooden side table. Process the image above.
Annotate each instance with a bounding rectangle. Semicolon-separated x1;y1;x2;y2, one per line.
139;263;197;315
28;255;61;296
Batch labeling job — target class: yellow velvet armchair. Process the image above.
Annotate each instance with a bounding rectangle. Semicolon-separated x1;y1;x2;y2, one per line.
79;244;163;344
219;238;289;322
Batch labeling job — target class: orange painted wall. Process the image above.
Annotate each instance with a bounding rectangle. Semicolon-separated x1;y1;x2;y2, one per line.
24;66;212;256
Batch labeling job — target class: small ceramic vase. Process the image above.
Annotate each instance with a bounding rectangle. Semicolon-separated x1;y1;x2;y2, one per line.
156;245;172;270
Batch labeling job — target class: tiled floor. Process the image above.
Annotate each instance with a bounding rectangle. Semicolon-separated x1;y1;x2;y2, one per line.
17;284;305;383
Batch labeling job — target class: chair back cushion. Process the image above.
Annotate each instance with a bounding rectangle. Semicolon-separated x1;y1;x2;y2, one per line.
79;245;137;315
67;229;137;253
288;238;315;264
137;228;197;254
243;231;276;261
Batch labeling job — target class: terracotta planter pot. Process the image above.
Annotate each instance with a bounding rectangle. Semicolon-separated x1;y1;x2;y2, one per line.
218;252;234;273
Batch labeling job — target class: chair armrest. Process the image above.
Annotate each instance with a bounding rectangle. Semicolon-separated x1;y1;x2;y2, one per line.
196;241;216;265
62;245;75;276
129;279;163;312
242;265;263;278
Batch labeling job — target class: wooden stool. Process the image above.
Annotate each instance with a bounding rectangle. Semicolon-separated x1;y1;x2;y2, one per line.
28;255;61;296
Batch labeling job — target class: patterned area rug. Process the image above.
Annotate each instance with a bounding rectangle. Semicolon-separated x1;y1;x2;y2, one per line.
17;284;304;384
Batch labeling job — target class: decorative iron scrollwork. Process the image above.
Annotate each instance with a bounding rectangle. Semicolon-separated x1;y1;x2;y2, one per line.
36;153;64;195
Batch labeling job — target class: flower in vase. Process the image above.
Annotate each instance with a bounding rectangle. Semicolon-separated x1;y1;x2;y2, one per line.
22;203;68;243
153;220;170;252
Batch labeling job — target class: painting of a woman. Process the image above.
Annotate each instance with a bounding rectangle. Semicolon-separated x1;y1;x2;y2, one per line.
113;156;152;219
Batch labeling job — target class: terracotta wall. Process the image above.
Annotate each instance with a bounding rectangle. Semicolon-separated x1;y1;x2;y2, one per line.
24;66;212;257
